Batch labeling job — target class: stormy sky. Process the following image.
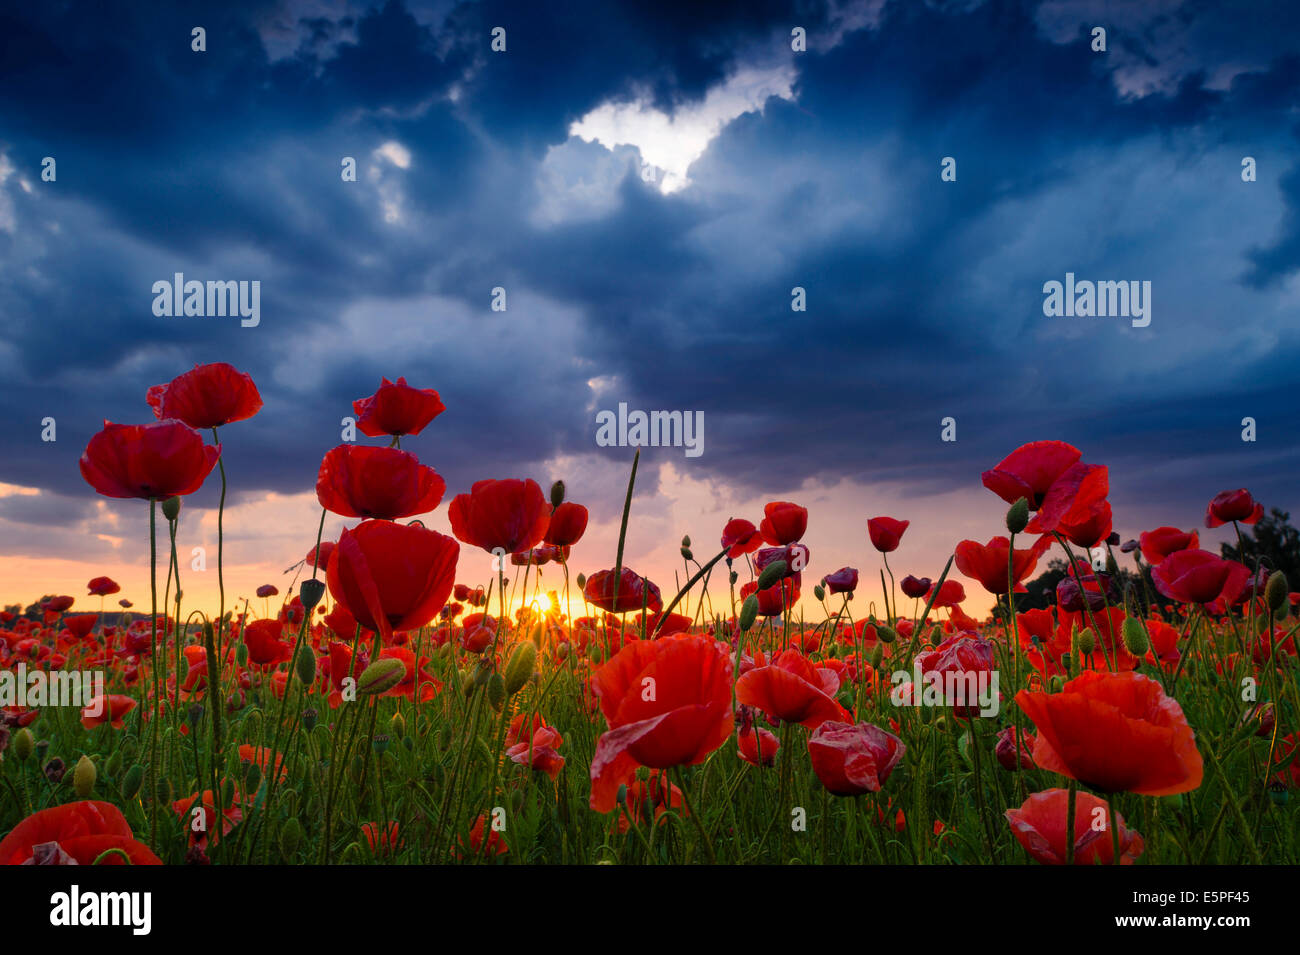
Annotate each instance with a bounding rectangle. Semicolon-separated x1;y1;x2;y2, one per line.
1;0;1297;613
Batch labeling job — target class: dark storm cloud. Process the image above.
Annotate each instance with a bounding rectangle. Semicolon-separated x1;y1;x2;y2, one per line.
0;0;1297;536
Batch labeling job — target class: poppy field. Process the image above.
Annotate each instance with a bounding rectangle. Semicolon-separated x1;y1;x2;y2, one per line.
1;364;1296;868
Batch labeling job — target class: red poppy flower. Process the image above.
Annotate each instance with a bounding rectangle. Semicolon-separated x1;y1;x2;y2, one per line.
0;801;161;866
822;567;858;595
63;614;97;641
900;575;931;599
913;633;997;718
506;723;566;778
929;579;966;608
81;694;137;729
238;744;288;783
458;814;508;858
588;634;734;812
306;540;336;569
982;440;1082;509
448;479;550;555
1015;670;1203;795
737;724;779;767
86;576;120;597
867;516;909;553
316;445;445;520
543;501;588;548
147;362;263;429
44;595;75;613
735;647;849;730
352;376;445;437
1205;488;1263;528
1030;463;1109;535
758;501;808;546
1151;549;1250;605
721;518;762;559
1006;788;1144;865
362;821;402;856
1030;495;1111;548
241;618;293;666
80;419;220;500
1139;526;1200;564
583;567;663;614
256;584;279;599
739;578;800;616
955;536;1050;595
173;790;244;847
995;726;1037;771
326;519;460;643
808;720;905;795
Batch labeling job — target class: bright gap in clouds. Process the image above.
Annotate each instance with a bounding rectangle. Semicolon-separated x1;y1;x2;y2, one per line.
568;65;797;193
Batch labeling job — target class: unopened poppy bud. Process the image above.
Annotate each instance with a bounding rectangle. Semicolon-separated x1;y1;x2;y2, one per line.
121;764;144;800
106;750;122;776
244;761;262;793
279;817;303;858
1005;497;1029;535
1121;617;1149;657
877;626;897;644
729;571;738;585
303;707;318;732
161;495;182;521
1266;570;1289;612
357;658;405;696
300;578;326;611
505;642;537;696
550;480;566;509
680;546;693;560
437;723;453;750
295;647;317;685
870;645;883;668
813;584;825;601
617;784;628;805
487;672;506;711
739;595;759;632
13;728;33;761
1060;651;1074;673
681;535;691;548
756;560;788;591
243;709;262;740
236;641;249;666
555;641;570;660
154;777;173;803
1076;627;1096;655
1049;676;1064;692
73;755;96;796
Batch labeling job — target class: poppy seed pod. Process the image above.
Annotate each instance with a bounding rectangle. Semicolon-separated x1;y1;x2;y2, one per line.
505;642;537;696
357;658;405;696
1006;497;1029;535
73;755;97;797
1266;570;1289;612
300;578;326;612
161;495;182;522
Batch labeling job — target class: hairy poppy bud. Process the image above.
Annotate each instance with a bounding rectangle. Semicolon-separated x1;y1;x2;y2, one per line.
295;646;317;685
813;584;826;601
1048;676;1064;693
1076;627;1096;656
870;645;883;668
1121;617;1149;657
576;573;586;590
437;723;453;750
121;764;144;800
877;626;897;644
13;728;34;761
279;817;303;859
681;535;691;548
487;672;506;711
756;560;788;591
300;578;326;612
681;546;693;561
505;642;537;696
73;755;96;797
161;495;182;522
1005;497;1029;535
236;641;249;666
242;709;262;741
550;480;566;509
357;658;405;696
390;711;406;739
1266;570;1289;612
739;595;759;632
244;761;262;793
